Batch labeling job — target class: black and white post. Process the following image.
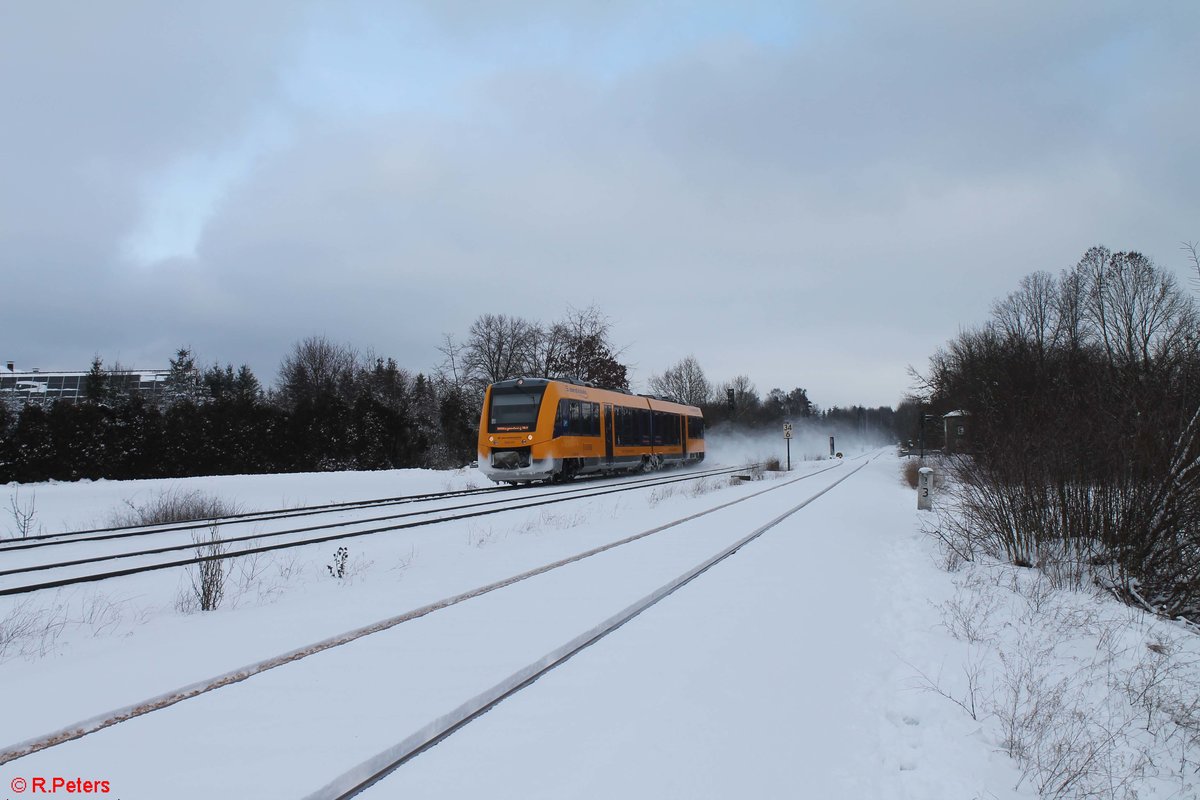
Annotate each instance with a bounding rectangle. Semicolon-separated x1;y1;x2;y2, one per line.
783;421;792;471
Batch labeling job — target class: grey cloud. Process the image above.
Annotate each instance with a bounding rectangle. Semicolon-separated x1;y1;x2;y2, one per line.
4;1;1199;408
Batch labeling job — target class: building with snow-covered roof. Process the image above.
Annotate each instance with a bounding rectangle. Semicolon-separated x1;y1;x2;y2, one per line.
943;409;971;454
0;365;169;408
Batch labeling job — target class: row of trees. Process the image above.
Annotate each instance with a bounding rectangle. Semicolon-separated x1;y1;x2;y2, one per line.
437;305;630;399
650;358;817;426
1;302;904;483
646;354;896;437
437;308;894;436
920;245;1200;618
0;341;476;483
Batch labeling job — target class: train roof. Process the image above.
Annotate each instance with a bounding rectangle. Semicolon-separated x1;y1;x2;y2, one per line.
488;377;701;415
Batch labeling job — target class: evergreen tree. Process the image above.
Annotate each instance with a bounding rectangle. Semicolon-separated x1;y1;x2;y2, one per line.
83;356;116;405
8;404;54;482
164;347;204;407
438;384;478;466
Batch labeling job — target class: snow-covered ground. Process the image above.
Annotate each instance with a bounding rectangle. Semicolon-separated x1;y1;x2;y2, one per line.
1;448;1196;799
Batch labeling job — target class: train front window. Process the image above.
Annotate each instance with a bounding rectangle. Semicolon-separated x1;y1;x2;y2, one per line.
489;389;545;433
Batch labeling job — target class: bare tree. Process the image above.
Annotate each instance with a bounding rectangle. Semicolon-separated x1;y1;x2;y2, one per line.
277;335;360;407
523;322;568;379
1055;265;1087;352
1073;246;1198;376
434;333;468;395
724;374;760;412
545;304;629;389
1183;240;1200;292
649;356;711;405
992;271;1060;362
454;306;631;392
462;314;540;390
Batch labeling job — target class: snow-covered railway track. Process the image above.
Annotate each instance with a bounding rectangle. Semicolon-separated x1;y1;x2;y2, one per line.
318;456;874;800
0;465;751;597
0;464;738;556
0;459;864;783
0;483;513;550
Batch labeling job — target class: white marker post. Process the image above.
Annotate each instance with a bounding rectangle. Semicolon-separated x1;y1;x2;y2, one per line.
783;422;793;471
917;467;934;511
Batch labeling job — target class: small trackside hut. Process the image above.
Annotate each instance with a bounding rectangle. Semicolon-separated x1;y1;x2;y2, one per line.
477;377;705;484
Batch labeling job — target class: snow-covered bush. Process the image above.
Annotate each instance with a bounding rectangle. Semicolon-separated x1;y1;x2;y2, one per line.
110;488;241;527
917;554;1200;799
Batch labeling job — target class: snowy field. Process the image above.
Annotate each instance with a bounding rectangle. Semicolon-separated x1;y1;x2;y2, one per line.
1;444;1197;799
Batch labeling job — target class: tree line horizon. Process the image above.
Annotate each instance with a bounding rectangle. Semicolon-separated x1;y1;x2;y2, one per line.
0;304;897;484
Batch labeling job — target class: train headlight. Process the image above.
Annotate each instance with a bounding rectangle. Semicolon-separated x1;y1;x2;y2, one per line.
489;436;494;443
527;434;533;440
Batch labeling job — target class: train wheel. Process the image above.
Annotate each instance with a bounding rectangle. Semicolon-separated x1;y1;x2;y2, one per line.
641;455;663;472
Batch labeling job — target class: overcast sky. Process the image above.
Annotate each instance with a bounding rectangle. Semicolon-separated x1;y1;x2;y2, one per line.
3;1;1197;409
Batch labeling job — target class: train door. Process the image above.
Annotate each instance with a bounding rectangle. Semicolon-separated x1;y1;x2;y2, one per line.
681;416;688;457
603;404;614;465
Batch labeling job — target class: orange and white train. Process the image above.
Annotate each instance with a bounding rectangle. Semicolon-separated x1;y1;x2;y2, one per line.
477;377;705;484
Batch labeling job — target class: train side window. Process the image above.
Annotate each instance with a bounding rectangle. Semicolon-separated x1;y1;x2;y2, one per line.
616;405;644;446
580;401;596;436
554;400;569;437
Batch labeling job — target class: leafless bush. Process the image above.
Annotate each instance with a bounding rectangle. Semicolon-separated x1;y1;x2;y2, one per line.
902;460;921;489
390;545;417;574
226;546;294;607
70;591;131;636
274;551;302;583
7;490;39;538
920;555;1200;799
0;598;68;661
908;647;988;721
939;571;1005;644
177;527;228;612
111;488;242;527
466;522;497;548
536;507;588;529
935;459;1105;590
646;485;678;507
687;477;721;498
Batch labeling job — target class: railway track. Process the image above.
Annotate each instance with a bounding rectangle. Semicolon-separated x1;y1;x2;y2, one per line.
318;455;875;800
0;463;741;554
0;455;874;790
0;463;757;597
